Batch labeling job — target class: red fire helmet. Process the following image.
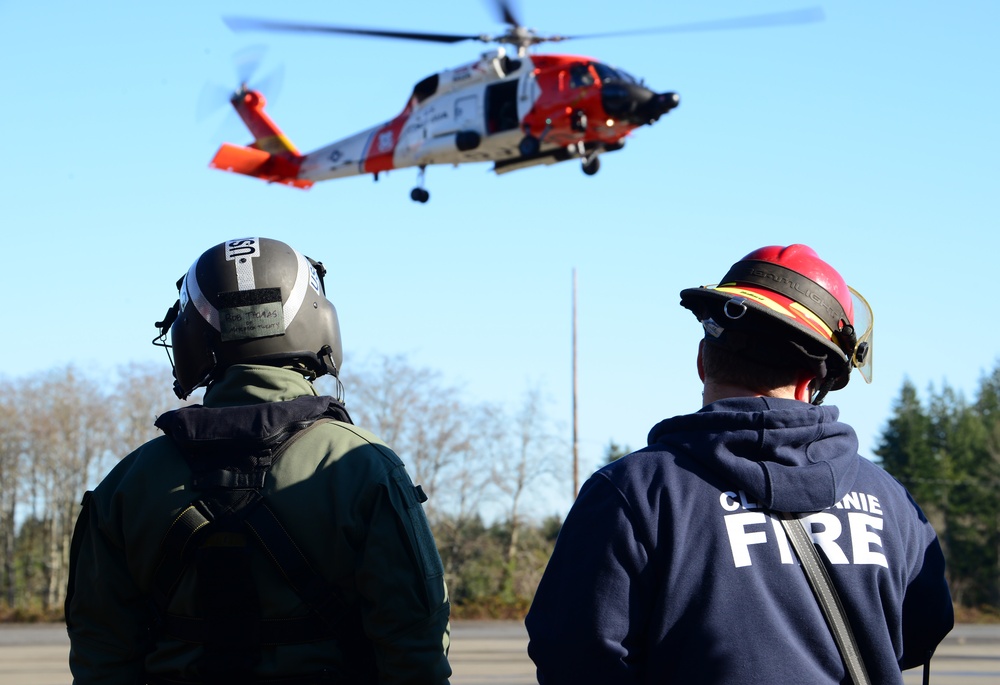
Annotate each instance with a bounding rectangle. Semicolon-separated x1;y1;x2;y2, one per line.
680;244;873;392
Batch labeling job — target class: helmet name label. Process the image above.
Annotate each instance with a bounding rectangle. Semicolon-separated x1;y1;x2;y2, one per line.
220;302;285;342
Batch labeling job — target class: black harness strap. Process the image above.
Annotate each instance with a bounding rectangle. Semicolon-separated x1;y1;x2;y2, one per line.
150;502;214;615
147;397;356;683
195;515;262;682
243;494;349;628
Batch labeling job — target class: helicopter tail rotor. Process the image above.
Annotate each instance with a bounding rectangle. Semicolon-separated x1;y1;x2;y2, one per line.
198;46;285;145
230;45;285;99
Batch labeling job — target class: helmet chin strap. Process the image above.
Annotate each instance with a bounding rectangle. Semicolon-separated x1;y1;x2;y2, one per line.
153;300;182;394
174;352;215;401
317;345;344;402
811;374;838;406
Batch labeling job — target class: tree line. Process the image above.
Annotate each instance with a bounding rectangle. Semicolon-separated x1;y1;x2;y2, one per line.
1;356;998;621
0;356;564;620
0;363;171;618
875;363;1000;616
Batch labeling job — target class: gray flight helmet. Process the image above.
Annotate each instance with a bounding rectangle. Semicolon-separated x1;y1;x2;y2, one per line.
156;237;342;399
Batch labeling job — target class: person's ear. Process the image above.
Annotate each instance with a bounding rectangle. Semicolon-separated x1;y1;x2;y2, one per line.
794;372;817;403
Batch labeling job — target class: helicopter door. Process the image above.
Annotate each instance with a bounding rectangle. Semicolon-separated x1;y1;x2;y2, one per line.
485;81;519;135
454;95;478;131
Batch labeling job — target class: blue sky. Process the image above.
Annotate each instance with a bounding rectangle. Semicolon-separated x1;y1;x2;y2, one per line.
2;1;997;518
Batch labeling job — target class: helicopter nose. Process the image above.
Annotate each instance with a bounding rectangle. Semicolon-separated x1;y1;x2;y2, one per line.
601;82;644;120
640;91;680;123
602;84;680;125
658;91;680;112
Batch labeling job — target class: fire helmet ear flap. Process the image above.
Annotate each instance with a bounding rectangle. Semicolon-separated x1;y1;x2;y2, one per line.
156;237;343;399
696;307;841;386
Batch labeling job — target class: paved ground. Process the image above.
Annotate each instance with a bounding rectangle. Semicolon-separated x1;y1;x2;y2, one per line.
900;624;1000;685
1;621;997;684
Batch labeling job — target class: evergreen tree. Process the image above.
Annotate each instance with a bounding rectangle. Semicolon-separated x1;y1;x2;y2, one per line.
876;365;1000;612
874;380;942;518
966;366;1000;607
932;385;988;606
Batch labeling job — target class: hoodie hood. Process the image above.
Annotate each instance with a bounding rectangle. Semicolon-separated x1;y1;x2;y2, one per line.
647;396;861;512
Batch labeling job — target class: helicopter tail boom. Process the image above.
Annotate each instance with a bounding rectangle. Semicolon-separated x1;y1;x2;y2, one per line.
209;144;314;189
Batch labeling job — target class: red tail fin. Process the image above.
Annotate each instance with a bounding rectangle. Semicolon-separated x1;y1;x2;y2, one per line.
208;89;312;189
210;144;313;189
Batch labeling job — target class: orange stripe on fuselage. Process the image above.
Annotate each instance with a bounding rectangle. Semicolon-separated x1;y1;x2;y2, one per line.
361;104;412;174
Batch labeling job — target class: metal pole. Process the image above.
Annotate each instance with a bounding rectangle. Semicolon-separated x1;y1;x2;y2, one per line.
572;268;579;499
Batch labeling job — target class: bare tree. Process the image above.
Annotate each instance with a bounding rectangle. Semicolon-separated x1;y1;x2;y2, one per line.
0;378;25;609
484;386;562;600
111;361;183;454
20;367;116;609
343;355;434;451
345;354;486;518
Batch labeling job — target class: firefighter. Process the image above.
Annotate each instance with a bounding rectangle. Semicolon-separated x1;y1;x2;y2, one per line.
526;244;953;684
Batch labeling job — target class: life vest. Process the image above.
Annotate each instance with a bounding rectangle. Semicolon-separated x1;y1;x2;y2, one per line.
146;395;375;684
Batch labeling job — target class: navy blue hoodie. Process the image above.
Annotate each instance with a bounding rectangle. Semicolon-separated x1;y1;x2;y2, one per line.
526;397;953;684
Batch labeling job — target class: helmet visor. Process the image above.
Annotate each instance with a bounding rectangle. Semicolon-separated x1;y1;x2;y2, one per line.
849;287;873;384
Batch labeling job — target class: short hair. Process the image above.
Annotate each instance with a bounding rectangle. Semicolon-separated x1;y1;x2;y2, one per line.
701;339;802;391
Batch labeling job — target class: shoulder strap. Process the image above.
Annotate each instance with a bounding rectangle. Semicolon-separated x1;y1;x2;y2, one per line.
243;493;348;627
150;416;348;643
780;512;872;685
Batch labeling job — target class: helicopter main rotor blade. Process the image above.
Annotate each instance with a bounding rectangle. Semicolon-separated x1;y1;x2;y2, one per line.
488;0;522;29
559;6;824;42
224;16;488;45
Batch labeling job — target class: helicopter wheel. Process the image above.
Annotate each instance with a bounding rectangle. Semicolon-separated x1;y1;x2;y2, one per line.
410;187;430;203
519;135;541;158
582;156;600;176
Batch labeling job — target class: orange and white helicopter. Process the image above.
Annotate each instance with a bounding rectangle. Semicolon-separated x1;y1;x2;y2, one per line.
210;2;822;202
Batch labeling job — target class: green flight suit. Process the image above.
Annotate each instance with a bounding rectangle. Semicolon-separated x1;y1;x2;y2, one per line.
66;364;451;684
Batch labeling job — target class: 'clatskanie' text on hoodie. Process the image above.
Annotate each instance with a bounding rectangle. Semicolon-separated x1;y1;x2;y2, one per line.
525;396;953;685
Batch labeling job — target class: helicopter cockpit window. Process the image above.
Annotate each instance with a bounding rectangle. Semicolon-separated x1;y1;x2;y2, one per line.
569;64;595;88
619;69;639;84
592;63;636;85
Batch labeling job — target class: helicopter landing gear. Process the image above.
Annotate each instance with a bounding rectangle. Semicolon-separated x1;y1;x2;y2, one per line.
410;166;430;203
518;135;540;158
582;155;600;176
520;119;553;158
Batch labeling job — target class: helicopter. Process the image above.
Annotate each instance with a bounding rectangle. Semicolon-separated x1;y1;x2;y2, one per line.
209;2;823;203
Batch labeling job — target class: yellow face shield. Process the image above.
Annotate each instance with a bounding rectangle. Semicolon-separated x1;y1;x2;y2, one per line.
849;287;873;384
